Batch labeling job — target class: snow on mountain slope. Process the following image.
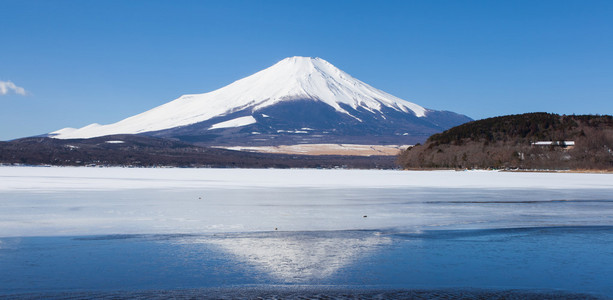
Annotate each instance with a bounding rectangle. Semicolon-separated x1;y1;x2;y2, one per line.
51;57;429;139
209;116;257;130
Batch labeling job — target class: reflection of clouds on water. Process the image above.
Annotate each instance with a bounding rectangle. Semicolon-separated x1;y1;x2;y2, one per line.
183;231;391;282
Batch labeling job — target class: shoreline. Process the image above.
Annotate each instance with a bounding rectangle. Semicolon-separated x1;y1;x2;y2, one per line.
2;163;613;174
403;167;613;174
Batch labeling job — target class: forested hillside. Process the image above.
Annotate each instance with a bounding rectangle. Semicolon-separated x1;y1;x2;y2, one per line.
398;113;613;170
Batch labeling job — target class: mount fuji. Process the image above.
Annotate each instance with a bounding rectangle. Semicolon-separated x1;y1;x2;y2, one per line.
50;57;471;146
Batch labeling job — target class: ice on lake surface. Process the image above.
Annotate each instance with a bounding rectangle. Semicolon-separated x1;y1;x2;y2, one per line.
2;167;613;236
1;167;613;298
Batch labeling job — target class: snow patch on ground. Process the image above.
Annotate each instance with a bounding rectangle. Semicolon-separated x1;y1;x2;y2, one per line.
220;144;412;156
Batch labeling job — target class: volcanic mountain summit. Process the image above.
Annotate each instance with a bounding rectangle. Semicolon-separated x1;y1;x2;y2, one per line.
50;57;471;146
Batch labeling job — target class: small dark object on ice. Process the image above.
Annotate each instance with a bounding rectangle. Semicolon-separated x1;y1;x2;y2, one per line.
363;215;367;218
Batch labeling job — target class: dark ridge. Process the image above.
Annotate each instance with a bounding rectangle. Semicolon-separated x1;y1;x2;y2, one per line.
427;112;612;145
398;113;613;170
0;135;397;169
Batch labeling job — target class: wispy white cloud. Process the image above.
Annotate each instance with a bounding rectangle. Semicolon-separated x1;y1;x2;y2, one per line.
0;80;27;96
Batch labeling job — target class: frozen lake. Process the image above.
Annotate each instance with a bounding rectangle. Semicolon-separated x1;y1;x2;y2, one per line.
1;167;612;298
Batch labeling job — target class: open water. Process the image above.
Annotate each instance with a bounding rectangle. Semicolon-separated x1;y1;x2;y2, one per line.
1;224;613;298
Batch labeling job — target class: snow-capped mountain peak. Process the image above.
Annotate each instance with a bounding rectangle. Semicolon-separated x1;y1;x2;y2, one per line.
49;57;464;142
233;56;427;118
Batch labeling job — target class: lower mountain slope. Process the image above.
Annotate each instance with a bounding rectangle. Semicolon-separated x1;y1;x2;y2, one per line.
146;99;472;146
398;113;613;170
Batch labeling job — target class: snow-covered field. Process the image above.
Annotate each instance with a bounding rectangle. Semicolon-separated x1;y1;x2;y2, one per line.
1;166;612;237
3;166;612;191
219;144;411;156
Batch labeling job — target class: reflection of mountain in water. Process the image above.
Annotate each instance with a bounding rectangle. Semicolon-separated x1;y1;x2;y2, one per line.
188;231;391;282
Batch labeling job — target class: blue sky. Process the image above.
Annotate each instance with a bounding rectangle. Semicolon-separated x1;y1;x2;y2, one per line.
1;0;612;140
